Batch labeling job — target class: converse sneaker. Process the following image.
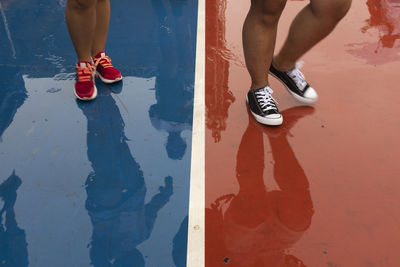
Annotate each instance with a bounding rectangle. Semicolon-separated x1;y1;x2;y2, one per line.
269;61;318;104
74;61;97;101
93;51;122;84
246;86;283;126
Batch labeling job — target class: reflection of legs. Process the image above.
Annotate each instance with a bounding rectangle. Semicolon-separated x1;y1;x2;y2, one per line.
91;0;110;56
268;133;313;231
274;0;351;70
231;119;268;227
66;0;98;61
236;120;265;194
0;172;28;267
269;136;308;191
243;0;287;89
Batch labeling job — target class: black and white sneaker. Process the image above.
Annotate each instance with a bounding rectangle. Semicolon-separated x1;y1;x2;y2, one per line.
270;61;318;104
246;86;283;126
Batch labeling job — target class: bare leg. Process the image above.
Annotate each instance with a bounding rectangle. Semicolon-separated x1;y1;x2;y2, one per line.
91;0;110;56
66;0;98;62
274;0;352;70
243;0;287;90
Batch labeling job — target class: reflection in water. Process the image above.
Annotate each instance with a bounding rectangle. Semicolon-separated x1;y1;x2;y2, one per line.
207;107;315;266
0;0;73;71
78;84;173;266
206;0;235;143
347;0;400;64
0;67;27;142
0;171;28;266
149;0;194;160
172;216;189;267
0;0;74;142
363;0;400;48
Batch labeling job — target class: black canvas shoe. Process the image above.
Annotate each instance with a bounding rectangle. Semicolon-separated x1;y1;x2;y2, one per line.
269;61;318;104
246;86;283;126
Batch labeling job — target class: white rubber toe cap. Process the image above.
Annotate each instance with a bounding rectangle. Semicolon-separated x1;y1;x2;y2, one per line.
303;86;318;103
266;114;282;120
253;113;283;126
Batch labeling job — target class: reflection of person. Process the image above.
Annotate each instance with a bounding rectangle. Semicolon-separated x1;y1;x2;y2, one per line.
0;67;27;142
347;0;400;64
172;216;189;267
77;84;173;266
0;0;67;141
206;0;235;143
66;0;122;101
206;107;315;266
363;0;400;48
148;0;194;160
0;171;28;267
244;0;351;126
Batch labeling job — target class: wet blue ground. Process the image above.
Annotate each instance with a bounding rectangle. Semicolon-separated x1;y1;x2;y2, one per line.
0;0;197;266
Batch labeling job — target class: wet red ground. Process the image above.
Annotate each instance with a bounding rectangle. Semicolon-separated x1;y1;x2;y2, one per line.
205;0;400;266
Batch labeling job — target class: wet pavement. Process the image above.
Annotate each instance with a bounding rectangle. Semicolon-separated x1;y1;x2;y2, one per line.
1;0;400;266
0;0;197;266
205;0;400;266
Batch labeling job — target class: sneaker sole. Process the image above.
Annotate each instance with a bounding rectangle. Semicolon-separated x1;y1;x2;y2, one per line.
97;71;123;84
246;95;283;126
75;85;98;101
269;72;318;104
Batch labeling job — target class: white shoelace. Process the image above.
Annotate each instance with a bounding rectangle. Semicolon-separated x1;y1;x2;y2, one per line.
287;61;307;91
255;87;278;112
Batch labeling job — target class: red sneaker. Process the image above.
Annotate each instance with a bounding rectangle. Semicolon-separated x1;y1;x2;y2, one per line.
74;61;97;101
93;51;122;84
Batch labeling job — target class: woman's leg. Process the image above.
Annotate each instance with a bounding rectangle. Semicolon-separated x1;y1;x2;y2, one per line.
243;0;287;90
65;0;98;61
274;0;352;70
91;0;110;56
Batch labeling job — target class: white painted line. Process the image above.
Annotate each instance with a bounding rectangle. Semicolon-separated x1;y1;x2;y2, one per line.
186;0;205;265
0;2;16;59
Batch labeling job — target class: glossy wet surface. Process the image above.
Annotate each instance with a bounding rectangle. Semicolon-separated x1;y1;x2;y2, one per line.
0;0;197;266
1;0;400;266
205;0;400;266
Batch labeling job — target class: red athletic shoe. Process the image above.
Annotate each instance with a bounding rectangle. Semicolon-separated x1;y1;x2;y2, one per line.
74;61;97;101
93;51;122;84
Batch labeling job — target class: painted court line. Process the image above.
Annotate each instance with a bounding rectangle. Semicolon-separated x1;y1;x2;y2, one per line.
187;0;205;266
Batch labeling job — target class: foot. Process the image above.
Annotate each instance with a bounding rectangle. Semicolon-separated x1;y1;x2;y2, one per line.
246;86;283;126
93;51;122;84
269;61;318;104
74;61;97;101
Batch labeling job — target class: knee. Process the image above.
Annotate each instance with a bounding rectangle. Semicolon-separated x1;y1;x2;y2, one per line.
331;0;352;21
67;0;97;11
314;0;352;23
250;0;288;24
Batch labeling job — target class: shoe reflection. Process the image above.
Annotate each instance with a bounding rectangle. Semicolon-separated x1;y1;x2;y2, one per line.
77;84;173;266
207;106;315;267
0;171;28;267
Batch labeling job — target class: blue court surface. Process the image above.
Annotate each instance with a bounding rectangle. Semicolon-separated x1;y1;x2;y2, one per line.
5;0;400;266
0;1;198;266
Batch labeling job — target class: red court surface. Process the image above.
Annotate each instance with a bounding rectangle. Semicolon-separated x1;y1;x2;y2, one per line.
205;0;400;266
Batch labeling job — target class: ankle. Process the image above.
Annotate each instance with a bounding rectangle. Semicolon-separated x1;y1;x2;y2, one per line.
273;55;295;71
77;55;93;62
250;82;269;91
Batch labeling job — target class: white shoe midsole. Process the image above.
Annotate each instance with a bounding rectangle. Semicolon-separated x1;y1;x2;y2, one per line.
97;71;123;84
